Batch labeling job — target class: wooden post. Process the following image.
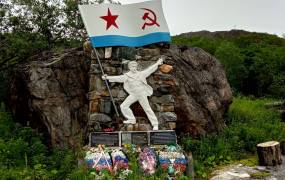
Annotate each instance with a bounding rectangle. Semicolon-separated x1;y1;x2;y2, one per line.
257;141;282;166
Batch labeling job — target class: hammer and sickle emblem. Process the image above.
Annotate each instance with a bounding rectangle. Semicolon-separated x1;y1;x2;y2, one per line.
141;8;160;30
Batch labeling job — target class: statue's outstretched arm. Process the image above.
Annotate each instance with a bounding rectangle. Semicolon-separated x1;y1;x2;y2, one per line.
102;74;126;83
141;58;164;78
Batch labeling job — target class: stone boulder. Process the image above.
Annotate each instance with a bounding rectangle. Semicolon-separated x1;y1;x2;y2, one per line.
8;48;90;148
165;46;232;136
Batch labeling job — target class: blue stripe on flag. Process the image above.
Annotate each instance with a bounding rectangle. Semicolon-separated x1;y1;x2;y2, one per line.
90;32;171;48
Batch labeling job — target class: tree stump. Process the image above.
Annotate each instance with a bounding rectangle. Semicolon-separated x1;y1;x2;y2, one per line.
280;140;285;155
257;141;282;166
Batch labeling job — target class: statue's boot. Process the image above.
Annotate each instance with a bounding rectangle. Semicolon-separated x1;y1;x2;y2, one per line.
152;124;158;130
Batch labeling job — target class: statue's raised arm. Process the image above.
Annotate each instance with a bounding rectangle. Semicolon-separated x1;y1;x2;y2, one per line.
141;58;164;78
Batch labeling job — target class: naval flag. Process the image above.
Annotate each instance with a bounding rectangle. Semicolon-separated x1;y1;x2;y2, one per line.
79;0;171;47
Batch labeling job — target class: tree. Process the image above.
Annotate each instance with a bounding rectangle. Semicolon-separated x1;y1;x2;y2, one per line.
215;42;247;93
0;0;119;102
0;0;120;70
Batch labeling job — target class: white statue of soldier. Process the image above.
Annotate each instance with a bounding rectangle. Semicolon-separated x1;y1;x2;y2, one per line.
102;58;164;130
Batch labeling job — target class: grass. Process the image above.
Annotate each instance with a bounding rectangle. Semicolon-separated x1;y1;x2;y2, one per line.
181;96;285;178
238;156;258;167
250;172;271;179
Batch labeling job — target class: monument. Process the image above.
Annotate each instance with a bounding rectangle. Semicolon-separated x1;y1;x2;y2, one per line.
102;58;164;130
78;1;193;177
79;0;178;147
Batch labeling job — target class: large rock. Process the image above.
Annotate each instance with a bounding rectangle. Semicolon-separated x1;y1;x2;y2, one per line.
8;45;232;148
9;48;90;148
166;46;232;136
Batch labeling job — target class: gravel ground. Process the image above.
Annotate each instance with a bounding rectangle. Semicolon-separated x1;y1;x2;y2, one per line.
210;156;285;180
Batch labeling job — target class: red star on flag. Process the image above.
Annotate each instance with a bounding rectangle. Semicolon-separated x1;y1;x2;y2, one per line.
100;8;119;30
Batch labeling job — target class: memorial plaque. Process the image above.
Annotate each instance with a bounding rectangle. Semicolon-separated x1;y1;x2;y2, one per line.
90;132;119;147
121;132;148;146
150;131;177;145
132;132;148;146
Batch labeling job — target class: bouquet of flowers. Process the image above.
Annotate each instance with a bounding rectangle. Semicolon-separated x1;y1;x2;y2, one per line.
111;149;129;172
84;145;113;172
158;145;188;174
138;147;157;175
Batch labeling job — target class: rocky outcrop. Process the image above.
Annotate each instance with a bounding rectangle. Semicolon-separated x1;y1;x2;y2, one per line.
9;44;232;148
9;48;90;148
166;46;232;136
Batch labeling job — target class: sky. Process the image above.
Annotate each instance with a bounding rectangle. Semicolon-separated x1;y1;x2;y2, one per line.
118;0;285;36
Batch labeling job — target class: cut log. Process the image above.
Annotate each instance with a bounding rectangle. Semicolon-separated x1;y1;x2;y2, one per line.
257;141;282;166
280;140;285;155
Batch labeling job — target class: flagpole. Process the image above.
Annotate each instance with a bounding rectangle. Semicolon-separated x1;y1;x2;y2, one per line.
93;48;120;117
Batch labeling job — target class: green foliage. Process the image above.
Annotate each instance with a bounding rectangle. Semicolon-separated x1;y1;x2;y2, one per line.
181;96;285;178
0;0;97;102
250;172;270;178
173;32;285;98
0;104;78;179
47;149;77;179
67;166;91;180
215;42;247;92
172;36;222;55
0;103;13;139
0;139;28;168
